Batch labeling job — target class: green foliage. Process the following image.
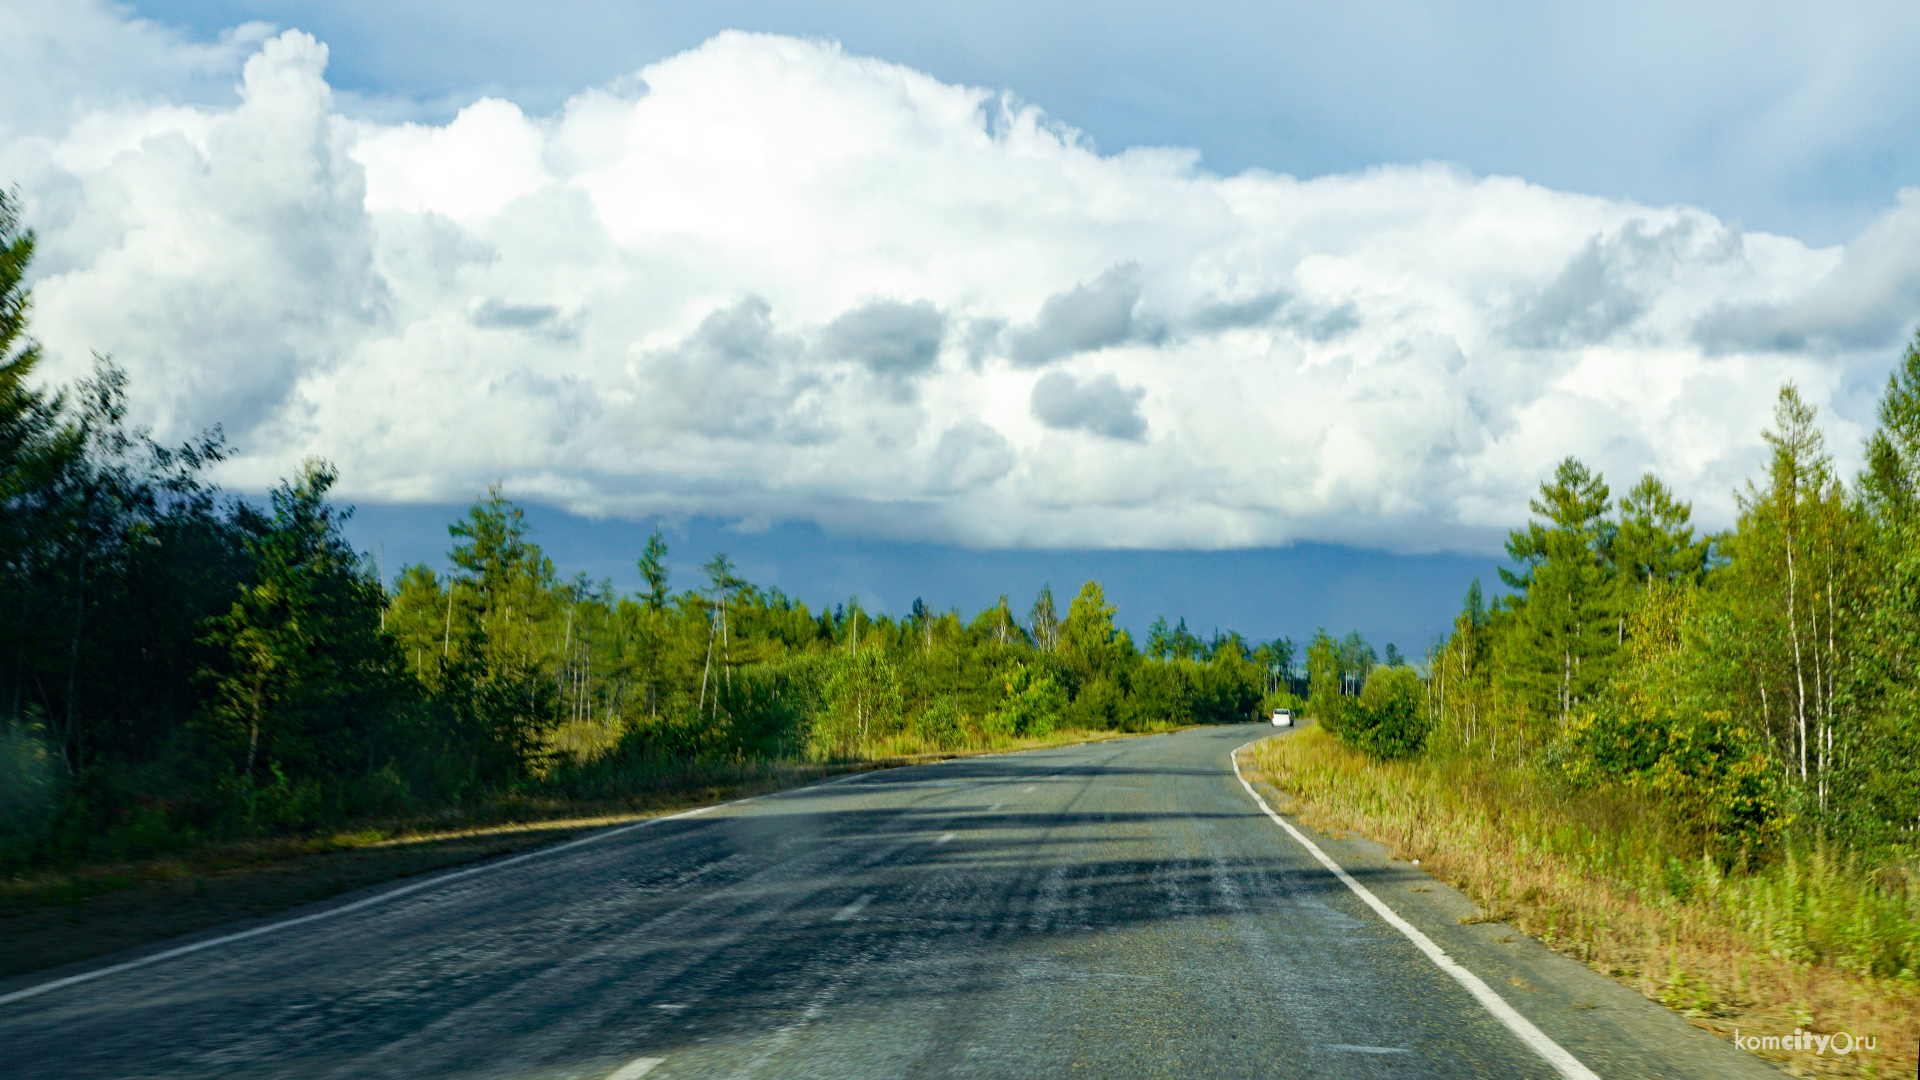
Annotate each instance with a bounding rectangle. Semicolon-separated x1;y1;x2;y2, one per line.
198;459;402;787
1060;580;1121;678
0;718;61;853
1306;628;1343;725
1566;605;1789;863
1498;456;1620;724
1332;666;1430;760
985;662;1065;739
913;697;964;744
814;649;904;757
1426;342;1920;877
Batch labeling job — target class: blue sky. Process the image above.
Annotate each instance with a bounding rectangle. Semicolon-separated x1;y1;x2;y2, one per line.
9;1;1920;650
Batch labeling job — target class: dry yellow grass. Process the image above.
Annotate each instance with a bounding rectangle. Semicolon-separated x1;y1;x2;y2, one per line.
1246;726;1919;1078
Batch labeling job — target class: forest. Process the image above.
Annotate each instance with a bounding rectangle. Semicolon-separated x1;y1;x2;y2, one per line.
1;193;1350;870
1403;361;1920;859
1274;335;1920;1039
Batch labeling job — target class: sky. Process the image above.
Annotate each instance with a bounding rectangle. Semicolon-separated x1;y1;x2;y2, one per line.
4;1;1919;649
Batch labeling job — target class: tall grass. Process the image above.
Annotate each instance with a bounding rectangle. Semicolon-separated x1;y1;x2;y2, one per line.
1248;727;1918;1077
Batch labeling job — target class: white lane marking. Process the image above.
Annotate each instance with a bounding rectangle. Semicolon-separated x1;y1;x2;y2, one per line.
935;831;957;844
608;1056;665;1079
0;799;742;1009
1231;741;1600;1080
653;1003;687;1011
832;894;876;921
1326;1045;1413;1054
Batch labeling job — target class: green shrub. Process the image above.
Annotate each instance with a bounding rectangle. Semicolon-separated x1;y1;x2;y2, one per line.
0;720;62;845
1333;666;1431;760
914;698;964;746
986;663;1065;739
1564;699;1789;859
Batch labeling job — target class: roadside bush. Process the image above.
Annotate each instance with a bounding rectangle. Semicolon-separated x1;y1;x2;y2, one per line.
1564;698;1788;859
710;662;814;760
0;720;61;844
985;663;1065;739
1332;666;1430;760
1130;661;1196;726
1064;675;1126;730
913;698;965;746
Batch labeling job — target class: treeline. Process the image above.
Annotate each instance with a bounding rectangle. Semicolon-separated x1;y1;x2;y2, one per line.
1409;347;1920;861
0;193;1303;869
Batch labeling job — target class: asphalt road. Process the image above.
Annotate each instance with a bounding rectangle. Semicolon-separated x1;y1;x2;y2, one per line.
0;724;1780;1079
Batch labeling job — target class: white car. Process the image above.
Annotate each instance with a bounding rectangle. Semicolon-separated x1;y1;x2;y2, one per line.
1270;709;1293;727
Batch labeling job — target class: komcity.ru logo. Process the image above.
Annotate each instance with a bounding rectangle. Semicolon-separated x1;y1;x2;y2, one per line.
1733;1028;1878;1056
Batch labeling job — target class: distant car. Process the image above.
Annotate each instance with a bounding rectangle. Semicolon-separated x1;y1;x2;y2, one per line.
1270;709;1293;727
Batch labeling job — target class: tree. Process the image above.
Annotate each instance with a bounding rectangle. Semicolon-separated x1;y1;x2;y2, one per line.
1306;628;1342;725
698;552;747;714
984;662;1065;739
1856;334;1920;834
0;190;83;743
1029;584;1059;652
1269;637;1296;684
814;649;902;756
1498;456;1618;725
200;460;400;788
1613;472;1707;588
1717;385;1864;816
1339;666;1429;760
1165;617;1202;660
448;485;541;618
1861;334;1920;529
1147;615;1173;660
637;528;670;611
1336;631;1376;695
1060;580;1120;677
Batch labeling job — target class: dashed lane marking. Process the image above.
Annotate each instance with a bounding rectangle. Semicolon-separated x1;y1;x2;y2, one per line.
832;894;877;921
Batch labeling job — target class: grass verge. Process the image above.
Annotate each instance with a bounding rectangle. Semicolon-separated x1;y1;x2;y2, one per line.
1244;726;1919;1079
1;725;1160;982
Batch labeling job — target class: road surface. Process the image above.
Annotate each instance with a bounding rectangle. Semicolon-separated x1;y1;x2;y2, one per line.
0;723;1779;1079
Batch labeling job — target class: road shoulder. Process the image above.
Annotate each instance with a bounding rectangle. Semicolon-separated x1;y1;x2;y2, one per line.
1238;767;1788;1080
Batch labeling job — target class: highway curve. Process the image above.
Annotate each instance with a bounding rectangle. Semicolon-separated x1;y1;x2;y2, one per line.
0;723;1781;1079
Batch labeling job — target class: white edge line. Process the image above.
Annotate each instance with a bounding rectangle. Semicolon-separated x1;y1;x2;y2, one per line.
0;798;739;1009
1230;740;1600;1080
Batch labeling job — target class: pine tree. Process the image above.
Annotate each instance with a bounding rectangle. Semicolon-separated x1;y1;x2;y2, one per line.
1498;456;1618;725
637;528;670;611
1613;472;1708;587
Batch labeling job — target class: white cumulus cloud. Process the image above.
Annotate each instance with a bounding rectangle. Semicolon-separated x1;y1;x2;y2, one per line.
7;6;1919;552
